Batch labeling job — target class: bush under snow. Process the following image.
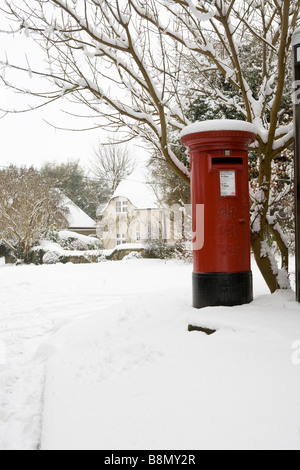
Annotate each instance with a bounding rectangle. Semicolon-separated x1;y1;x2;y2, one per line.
43;251;61;265
123;251;143;261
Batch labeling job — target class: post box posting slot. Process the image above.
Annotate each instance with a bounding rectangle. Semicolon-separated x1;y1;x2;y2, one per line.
211;157;243;165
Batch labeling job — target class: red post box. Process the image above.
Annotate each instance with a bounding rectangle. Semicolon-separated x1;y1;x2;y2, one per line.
181;120;257;309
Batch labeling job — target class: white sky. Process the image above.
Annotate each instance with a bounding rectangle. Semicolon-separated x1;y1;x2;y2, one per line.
0;100;105;170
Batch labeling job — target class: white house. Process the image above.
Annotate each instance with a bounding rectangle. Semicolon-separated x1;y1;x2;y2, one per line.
98;180;178;250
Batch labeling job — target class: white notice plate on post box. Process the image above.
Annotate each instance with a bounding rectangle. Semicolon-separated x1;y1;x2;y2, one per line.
220;170;236;197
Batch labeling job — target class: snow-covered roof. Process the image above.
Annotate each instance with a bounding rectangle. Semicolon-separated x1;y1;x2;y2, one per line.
180;119;257;138
103;180;159;212
64;196;96;228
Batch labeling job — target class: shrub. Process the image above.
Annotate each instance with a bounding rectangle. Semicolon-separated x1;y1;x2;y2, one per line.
123;251;143;261
144;239;175;259
43;251;61;265
68;239;89;251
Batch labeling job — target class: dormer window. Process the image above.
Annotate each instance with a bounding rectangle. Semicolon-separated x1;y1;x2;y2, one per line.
116;200;128;213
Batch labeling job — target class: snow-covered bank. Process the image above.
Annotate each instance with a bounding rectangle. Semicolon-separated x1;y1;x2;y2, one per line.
0;260;192;450
0;259;300;450
41;290;300;450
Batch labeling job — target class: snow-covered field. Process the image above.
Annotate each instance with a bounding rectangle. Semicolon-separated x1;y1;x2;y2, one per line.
0;259;300;450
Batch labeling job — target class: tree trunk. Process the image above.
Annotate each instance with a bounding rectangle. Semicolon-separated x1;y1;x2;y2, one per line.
267;221;289;272
250;231;279;294
249;150;290;293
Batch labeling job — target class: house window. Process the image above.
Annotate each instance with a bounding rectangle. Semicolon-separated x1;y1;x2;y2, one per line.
117;233;127;245
116;200;128;213
136;232;141;242
116;201;121;213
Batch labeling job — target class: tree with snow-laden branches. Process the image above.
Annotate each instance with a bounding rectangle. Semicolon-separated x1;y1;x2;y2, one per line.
0;0;299;291
0;166;69;263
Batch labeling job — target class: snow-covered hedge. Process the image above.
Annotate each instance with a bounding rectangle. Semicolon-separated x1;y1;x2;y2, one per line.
48;229;102;251
144;239;192;261
33;229;104;265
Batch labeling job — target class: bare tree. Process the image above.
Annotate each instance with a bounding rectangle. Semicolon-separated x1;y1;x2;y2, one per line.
0;0;299;291
91;143;135;198
0;166;68;263
40;159;103;218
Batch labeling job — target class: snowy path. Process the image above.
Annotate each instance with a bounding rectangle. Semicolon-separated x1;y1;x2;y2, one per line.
1;260;300;450
0;262;137;449
0;261;191;449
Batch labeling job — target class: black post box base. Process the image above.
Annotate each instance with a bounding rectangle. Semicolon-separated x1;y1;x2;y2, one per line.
193;271;253;309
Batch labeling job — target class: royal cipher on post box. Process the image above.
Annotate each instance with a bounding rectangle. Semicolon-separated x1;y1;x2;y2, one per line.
181;120;257;309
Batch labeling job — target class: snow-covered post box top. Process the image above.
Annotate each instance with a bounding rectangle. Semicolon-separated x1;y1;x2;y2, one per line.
181;119;257;145
180;119;257;309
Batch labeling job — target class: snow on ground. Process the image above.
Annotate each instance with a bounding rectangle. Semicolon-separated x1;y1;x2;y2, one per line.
0;259;300;450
